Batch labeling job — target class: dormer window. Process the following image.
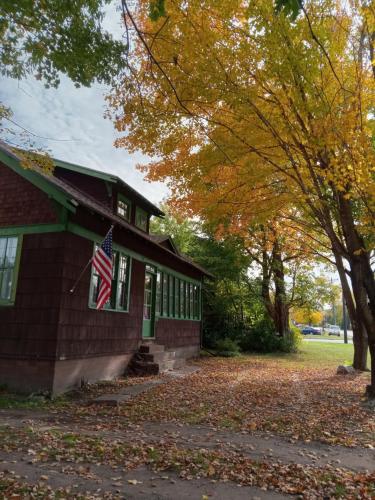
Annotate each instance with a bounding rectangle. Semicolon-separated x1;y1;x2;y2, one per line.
135;207;148;232
117;194;131;221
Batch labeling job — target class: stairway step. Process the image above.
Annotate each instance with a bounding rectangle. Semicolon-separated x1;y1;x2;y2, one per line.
139;343;165;354
138;352;155;362
132;361;159;375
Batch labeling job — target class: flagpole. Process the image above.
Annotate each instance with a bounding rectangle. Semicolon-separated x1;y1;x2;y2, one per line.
69;224;115;294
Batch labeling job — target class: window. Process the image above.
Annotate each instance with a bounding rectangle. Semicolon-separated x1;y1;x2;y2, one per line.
154;268;201;320
90;245;131;311
162;272;169;316
155;271;161;315
135;207;148;231
180;280;185;317
0;236;21;305
193;284;200;319
117;194;131;221
169;275;174;317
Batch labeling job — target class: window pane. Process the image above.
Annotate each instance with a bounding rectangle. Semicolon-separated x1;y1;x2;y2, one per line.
185;283;190;318
5;238;17;267
169;275;174;317
117;254;129;310
189;283;194;319
0;268;13;300
136;208;148;231
0;237;19;301
180;281;185;317
0;238;6;267
162;273;169;316
175;278;179;318
155;271;161;315
117;199;131;220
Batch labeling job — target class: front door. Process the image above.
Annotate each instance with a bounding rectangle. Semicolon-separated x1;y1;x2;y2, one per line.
142;271;155;338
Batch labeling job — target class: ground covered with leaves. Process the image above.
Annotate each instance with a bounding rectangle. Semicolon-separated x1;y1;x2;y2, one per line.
0;342;374;498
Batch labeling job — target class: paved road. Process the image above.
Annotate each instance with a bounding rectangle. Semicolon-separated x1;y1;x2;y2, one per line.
304;338;353;344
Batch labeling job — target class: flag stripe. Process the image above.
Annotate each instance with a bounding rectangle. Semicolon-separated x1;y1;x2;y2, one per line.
92;227;113;310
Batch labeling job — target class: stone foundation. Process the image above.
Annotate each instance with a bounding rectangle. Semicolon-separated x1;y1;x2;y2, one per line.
52;354;133;395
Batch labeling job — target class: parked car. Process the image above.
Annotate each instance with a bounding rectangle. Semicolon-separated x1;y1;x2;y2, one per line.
325;324;341;336
300;326;321;335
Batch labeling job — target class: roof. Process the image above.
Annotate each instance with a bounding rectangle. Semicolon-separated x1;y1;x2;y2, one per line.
149;234;181;255
0;142;212;278
53;157;164;217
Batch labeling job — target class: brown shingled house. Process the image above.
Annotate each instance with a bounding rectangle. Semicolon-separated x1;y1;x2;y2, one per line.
0;143;209;394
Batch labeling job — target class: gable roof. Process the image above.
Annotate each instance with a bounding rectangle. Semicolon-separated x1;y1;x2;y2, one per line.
53;157;164;217
149;234;181;255
0;142;212;278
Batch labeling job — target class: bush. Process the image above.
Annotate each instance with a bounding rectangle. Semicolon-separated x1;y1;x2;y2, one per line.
239;318;281;352
215;338;240;357
239;319;301;353
280;326;302;353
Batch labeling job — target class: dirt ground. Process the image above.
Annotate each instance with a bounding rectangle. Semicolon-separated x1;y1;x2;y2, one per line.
0;351;374;498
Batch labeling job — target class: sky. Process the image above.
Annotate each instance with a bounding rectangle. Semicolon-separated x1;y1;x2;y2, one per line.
0;3;168;206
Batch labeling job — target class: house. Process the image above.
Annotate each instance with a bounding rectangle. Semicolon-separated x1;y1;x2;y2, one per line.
0;142;210;394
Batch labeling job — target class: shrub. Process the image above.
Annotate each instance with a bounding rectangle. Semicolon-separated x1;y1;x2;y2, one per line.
215;338;240;357
239;318;281;352
280;326;302;353
239;319;301;353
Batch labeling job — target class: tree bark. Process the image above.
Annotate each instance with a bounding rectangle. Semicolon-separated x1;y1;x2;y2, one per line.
334;251;368;370
272;241;289;337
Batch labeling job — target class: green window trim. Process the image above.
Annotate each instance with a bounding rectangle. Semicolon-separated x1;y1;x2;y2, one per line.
0;234;23;306
88;243;132;313
117;193;132;222
135;206;148;232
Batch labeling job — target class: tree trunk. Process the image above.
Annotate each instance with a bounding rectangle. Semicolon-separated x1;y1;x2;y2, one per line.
272;241;289;337
352;322;368;370
333;231;369;371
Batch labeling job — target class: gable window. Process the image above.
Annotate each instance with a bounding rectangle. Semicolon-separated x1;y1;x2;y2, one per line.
90;245;131;312
135;207;148;232
0;236;22;305
117;194;131;221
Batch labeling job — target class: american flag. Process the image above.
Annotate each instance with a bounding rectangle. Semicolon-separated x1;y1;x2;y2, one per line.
92;227;113;310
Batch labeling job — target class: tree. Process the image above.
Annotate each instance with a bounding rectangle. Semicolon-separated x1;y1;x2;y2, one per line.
1;0;128;156
1;0;127;88
110;0;375;395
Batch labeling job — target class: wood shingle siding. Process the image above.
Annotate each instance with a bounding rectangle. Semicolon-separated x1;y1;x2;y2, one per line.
0;162;58;226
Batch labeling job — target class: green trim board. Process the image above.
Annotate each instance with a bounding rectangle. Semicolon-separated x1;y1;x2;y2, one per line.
0;148;76;213
67;222;202;286
54;158;117;183
0;224;65;236
0;234;23;306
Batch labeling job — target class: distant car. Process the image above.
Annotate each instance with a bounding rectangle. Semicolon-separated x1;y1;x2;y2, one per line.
325;325;341;336
300;326;321;335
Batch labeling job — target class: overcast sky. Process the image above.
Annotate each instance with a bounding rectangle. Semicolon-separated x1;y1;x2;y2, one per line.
0;3;167;206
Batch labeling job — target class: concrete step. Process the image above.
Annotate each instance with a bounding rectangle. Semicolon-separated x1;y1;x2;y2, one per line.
132;360;159;375
139;343;165;354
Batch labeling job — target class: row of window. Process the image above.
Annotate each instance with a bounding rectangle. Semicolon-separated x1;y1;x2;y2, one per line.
0;235;202;322
155;271;201;320
117;194;148;232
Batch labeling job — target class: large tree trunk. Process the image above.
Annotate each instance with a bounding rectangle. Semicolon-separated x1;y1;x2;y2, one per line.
272;241;289;337
353;323;368;371
334;251;368;370
337;193;375;394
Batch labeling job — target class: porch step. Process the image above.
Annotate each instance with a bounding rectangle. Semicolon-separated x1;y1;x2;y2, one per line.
139;343;165;354
127;344;182;376
130;360;160;376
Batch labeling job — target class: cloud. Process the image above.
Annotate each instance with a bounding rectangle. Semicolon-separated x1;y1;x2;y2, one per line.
0;74;168;205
